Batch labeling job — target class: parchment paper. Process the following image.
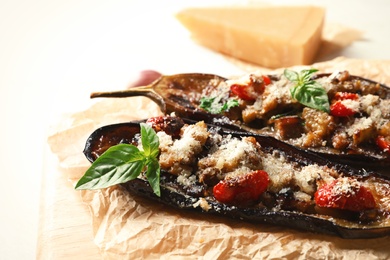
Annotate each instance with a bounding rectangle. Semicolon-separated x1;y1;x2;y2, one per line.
47;57;390;259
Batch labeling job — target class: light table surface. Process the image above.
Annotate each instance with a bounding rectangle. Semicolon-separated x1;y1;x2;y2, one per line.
1;0;389;259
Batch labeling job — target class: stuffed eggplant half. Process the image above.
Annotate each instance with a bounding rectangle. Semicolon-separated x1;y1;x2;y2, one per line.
80;116;390;239
90;70;390;174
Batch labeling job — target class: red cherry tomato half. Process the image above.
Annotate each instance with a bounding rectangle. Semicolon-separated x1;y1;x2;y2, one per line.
376;135;390;154
213;170;269;205
333;92;359;101
229;75;271;101
314;179;376;212
330;92;359;117
230;84;255;101
262;75;272;85
330;101;356;117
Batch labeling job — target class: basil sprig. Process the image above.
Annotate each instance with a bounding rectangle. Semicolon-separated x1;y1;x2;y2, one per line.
284;69;330;113
75;123;161;196
200;96;239;114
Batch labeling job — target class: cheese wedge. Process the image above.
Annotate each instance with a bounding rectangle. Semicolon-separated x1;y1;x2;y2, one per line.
176;6;325;68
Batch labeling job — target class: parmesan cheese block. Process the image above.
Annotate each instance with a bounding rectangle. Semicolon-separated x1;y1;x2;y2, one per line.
176;6;325;68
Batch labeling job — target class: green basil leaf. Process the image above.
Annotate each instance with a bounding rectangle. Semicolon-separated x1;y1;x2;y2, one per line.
145;157;161;197
290;84;299;97
140;123;159;157
200;96;215;107
286;68;330;113
291;82;330;112
75;144;145;190
200;96;238;114
221;99;239;112
283;69;299;82
199;96;217;113
301;69;318;82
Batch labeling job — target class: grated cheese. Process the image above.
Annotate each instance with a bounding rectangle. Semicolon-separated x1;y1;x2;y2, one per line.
261;153;294;192
332;177;361;196
158;121;209;175
215;137;257;169
260;77;295;114
340;99;360;112
153;118;390;218
294;191;312;203
347;117;373;137
157;131;173;149
225;74;252;87
177;173;197;187
360;94;379;114
193;198;211;211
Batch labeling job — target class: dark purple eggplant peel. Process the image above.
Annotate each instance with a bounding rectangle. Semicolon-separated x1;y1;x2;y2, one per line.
90;71;390;174
83;117;390;239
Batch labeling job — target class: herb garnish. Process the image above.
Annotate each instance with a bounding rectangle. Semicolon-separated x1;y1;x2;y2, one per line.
75;123;161;196
284;69;330;113
200;96;239;114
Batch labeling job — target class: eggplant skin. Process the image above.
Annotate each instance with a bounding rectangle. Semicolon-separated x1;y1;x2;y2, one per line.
88;72;390;173
123;177;390;239
83;119;390;239
83;121;142;163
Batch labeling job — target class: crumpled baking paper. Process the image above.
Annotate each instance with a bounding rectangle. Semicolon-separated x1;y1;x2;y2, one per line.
47;57;390;259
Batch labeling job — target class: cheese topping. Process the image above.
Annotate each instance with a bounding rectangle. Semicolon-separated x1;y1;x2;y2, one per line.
347;117;374;137
340;99;360;112
197;135;263;179
202;70;390;153
153;118;390;223
158;121;209;175
332;177;361;196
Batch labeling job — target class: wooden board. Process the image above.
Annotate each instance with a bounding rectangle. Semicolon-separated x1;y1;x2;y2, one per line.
36;147;101;259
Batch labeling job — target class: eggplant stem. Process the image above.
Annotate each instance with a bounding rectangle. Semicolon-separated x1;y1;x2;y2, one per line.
90;85;153;98
90;84;166;112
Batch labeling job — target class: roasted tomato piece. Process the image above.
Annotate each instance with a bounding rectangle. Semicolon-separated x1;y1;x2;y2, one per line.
230;84;255;101
333;92;359;100
261;75;272;85
330;92;359;117
330;101;357;117
145;116;184;138
213;170;269;205
314;178;376;212
229;74;270;101
376;135;390;154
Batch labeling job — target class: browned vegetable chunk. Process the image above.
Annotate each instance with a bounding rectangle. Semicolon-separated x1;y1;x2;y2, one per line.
302;107;335;147
273;115;303;139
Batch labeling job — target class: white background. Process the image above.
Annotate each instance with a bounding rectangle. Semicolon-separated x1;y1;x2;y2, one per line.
1;0;389;258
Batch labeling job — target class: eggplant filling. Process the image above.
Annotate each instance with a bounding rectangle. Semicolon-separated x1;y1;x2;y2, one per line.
201;70;390;157
88;70;390;173
136;116;390;226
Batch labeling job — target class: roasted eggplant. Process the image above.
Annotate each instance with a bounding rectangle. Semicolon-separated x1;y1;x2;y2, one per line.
90;71;390;174
83;116;390;238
